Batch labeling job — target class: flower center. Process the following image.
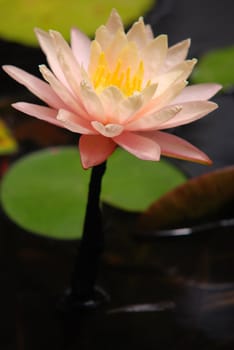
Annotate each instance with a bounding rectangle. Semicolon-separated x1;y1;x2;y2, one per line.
92;52;145;96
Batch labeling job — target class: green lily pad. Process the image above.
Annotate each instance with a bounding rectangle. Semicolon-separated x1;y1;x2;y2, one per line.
192;46;234;90
1;147;90;240
0;0;155;46
0;147;186;240
103;148;186;211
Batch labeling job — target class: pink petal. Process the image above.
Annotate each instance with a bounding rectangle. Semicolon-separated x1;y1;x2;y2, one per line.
71;27;91;69
114;131;161;161
126;105;182;131
105;9;124;34
172;83;222;104
3;65;65;109
79;134;116;169
34;28;68;88
139;130;212;164
12;102;63;128
57;109;95;134
39;64;85;117
49;30;83;94
160;101;218;129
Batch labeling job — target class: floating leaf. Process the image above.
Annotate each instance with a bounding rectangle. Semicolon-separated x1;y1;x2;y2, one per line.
0;0;155;45
103;149;186;211
0;147;186;240
192;46;234;90
140;166;234;231
0;147;90;239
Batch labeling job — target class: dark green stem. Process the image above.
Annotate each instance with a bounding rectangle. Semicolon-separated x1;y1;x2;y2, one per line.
70;161;107;302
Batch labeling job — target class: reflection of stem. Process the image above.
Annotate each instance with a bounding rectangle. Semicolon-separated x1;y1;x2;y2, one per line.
71;161;107;301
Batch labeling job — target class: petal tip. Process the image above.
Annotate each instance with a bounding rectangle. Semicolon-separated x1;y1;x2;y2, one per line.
2;64;9;71
2;65;12;75
214;83;223;93
56;110;65;121
209;101;219;112
11;102;22;109
184;38;191;47
34;27;47;39
197;156;213;166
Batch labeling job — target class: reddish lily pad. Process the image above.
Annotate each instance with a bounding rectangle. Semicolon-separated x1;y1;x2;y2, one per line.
140;166;234;231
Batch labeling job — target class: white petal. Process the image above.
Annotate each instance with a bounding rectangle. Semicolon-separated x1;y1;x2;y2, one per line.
126;105;182;131
142;35;168;80
117;93;144;123
129;80;186;123
95;25;114;51
145;24;154;40
105;30;128;69
154;59;197;97
88;40;102;77
121;84;158;125
162;39;191;73
150;80;187;111
127;18;149;49
140;83;158;105
71;27;91;69
118;42;139;72
57;109;95;134
91;121;123;137
99;86;125;122
79;81;106;122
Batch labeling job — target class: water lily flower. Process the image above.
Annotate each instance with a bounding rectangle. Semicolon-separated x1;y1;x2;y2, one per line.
3;9;221;169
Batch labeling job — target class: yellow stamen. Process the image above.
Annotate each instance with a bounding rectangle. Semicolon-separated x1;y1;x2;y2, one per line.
91;51;148;96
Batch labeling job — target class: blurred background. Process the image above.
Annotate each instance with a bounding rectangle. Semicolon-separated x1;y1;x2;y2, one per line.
0;1;234;349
